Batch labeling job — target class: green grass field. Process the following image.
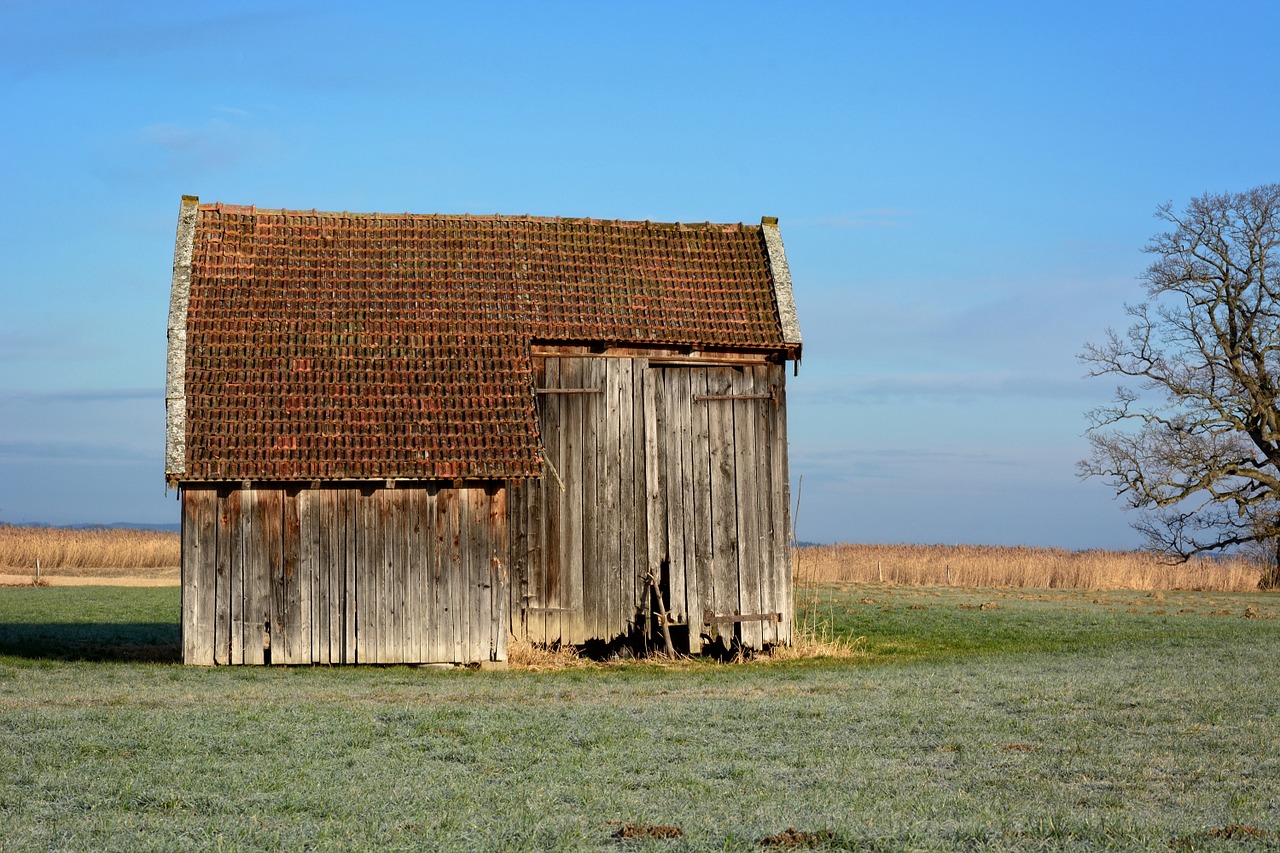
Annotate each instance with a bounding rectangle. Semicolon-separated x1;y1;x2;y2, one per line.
1;584;1277;851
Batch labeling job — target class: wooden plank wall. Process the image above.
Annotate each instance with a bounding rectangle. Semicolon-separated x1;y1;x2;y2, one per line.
509;356;793;652
181;484;506;665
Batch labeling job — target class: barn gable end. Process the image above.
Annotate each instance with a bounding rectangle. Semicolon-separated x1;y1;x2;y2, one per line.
169;198;801;665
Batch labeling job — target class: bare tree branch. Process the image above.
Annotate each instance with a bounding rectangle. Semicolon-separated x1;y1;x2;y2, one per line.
1081;184;1280;588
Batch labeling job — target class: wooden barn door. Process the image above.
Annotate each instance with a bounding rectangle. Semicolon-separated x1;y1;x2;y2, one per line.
509;356;648;646
648;363;792;653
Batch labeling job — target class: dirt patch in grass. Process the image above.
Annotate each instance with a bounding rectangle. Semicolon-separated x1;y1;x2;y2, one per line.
758;827;839;849
1171;824;1275;848
609;821;683;841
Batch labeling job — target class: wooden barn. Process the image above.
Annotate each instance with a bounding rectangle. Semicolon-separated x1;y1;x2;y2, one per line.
166;196;802;665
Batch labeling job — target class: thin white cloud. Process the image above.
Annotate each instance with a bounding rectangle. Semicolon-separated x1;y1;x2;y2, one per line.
0;439;154;465
0;388;160;405
139;118;277;174
806;209;914;230
91;115;282;185
790;370;1096;405
0;326;113;363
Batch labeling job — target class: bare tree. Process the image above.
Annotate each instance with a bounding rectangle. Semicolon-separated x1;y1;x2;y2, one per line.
1081;184;1280;589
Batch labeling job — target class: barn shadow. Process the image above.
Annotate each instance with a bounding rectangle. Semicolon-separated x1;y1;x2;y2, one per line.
0;622;180;663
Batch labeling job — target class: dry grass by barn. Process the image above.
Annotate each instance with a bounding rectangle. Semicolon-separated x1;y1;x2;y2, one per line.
795;542;1267;592
0;524;179;571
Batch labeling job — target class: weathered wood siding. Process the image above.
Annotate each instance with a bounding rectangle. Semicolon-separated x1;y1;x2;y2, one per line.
181;484;506;665
509;356;792;652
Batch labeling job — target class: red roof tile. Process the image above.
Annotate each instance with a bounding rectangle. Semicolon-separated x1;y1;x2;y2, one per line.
174;203;795;481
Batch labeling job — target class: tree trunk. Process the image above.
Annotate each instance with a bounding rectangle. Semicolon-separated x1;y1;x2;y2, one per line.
1260;541;1280;590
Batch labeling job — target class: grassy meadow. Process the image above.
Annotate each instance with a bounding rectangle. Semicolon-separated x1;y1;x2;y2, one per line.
1;583;1278;851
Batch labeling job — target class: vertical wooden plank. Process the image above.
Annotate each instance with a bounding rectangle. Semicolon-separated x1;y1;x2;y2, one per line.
384;490;398;664
676;370;700;653
577;358;593;643
732;369;764;651
181;489;216;665
472;489;487;664
214;489;236;665
642;363;666;639
331;491;345;663
457;486;470;663
278;490;303;664
373;488;386;665
491;486;508;661
561;358;586;644
229;489;248;665
616;358;637;634
248;489;281;665
385;487;399;664
232;489;252;665
454;488;467;663
427;487;440;663
401;484;417;666
663;369;689;631
771;367;794;646
373;488;388;665
598;357;620;640
418;486;435;662
353;490;368;664
447;486;464;662
578;357;596;644
399;489;414;663
477;488;491;662
299;489;315;664
506;479;527;644
226;489;245;660
462;488;479;663
535;356;560;640
753;367;778;646
179;489;192;665
433;487;451;663
196;488;217;666
342;489;358;664
317;489;335;664
706;368;740;651
407;488;421;663
545;357;565;645
382;488;398;664
411;487;425;663
630;359;649;634
356;489;374;664
298;489;319;664
689;369;715;651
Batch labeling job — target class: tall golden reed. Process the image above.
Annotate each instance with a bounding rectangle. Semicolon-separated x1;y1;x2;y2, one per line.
0;524;180;570
795;542;1265;592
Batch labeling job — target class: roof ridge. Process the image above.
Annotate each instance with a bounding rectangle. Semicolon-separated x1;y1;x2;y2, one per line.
199;202;752;232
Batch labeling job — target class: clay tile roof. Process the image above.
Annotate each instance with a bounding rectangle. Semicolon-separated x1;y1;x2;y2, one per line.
167;200;799;482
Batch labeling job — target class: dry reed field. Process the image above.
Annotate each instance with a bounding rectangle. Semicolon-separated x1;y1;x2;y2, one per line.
0;524;179;571
796;542;1268;592
3;523;1270;593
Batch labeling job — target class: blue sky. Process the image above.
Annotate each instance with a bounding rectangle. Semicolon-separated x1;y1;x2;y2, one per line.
1;1;1276;547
